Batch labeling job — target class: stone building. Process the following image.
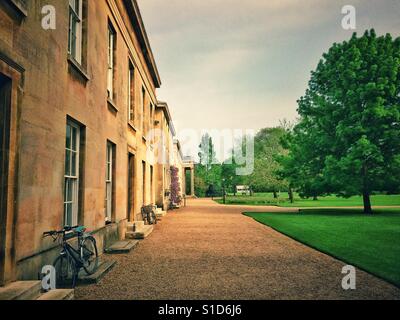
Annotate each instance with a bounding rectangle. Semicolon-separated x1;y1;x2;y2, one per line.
153;101;175;210
0;0;180;285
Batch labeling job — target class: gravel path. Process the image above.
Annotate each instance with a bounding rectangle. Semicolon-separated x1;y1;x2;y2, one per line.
75;198;400;300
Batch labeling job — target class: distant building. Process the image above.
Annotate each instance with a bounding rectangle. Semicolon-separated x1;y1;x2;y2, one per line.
236;185;251;196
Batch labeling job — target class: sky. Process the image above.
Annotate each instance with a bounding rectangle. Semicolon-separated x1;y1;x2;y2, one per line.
138;0;400;159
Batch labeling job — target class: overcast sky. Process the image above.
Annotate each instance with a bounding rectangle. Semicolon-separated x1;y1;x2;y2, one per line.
138;0;400;158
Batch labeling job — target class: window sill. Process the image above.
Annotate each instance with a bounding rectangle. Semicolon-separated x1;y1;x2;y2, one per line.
67;55;90;82
128;121;137;132
7;0;28;17
107;98;119;113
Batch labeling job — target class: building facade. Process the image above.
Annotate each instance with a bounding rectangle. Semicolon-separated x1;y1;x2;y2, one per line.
0;0;180;285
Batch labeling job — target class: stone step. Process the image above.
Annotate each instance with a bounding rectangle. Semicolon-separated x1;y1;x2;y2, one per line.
76;260;116;285
127;221;144;232
37;289;74;300
126;225;153;240
0;281;42;300
104;240;139;254
156;210;167;218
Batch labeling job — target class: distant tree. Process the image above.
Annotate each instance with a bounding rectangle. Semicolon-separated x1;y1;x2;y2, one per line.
195;134;221;197
244;127;289;196
281;30;400;213
221;151;244;195
194;174;207;197
198;133;217;171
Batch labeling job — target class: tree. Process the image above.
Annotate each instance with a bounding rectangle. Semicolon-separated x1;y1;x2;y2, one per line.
195;134;221;197
198;133;217;171
281;30;400;213
244;127;289;196
278;121;328;201
221;151;244;195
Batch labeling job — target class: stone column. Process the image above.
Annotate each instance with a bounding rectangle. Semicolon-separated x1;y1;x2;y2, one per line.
182;168;186;196
191;168;195;196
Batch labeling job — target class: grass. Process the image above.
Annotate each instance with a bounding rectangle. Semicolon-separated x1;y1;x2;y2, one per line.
244;209;400;287
215;193;400;207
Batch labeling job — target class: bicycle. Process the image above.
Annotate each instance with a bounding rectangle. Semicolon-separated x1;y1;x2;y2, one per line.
141;205;157;225
43;226;99;288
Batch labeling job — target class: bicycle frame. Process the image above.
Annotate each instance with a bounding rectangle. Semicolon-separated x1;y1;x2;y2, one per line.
56;230;86;266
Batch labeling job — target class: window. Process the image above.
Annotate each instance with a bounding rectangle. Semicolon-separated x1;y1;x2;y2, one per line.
107;24;116;99
127;153;135;221
105;141;115;223
149;103;153;134
68;0;83;64
64;120;80;226
6;0;28;17
142;161;146;205
150;165;154;203
141;87;145;131
128;62;135;122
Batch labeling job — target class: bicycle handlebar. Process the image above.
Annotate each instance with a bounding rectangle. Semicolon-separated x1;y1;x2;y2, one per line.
43;226;82;238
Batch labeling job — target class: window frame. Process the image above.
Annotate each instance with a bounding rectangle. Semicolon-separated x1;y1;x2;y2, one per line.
128;61;135;123
105;141;114;223
64;120;80;227
107;23;116;100
68;0;83;64
141;87;146;132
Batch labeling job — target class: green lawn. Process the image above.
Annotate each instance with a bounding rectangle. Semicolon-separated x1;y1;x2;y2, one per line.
244;209;400;287
215;193;400;207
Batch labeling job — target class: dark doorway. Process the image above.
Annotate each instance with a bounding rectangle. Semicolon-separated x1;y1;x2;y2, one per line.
185;168;191;195
127;153;135;221
0;74;12;286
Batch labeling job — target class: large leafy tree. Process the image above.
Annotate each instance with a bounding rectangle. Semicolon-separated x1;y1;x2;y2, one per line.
282;30;400;213
278;120;328;200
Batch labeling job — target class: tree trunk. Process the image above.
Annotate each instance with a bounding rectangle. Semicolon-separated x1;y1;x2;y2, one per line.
362;165;372;214
273;191;278;199
288;188;294;203
363;190;372;214
313;195;318;201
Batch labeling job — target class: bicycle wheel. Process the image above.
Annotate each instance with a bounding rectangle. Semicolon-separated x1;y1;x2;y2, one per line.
53;255;77;289
81;236;99;275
